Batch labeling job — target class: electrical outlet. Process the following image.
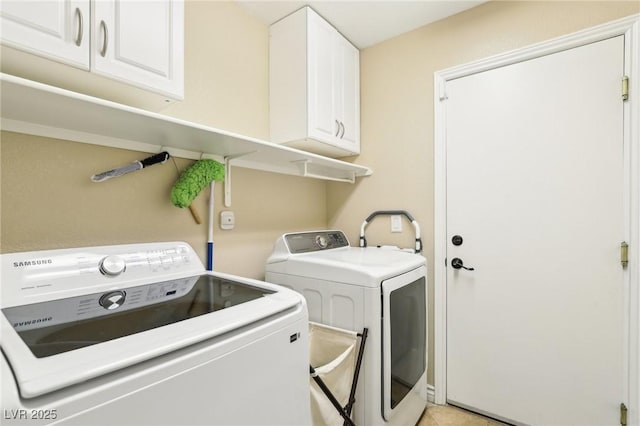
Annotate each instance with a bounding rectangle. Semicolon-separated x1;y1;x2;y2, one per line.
391;215;402;233
220;211;234;230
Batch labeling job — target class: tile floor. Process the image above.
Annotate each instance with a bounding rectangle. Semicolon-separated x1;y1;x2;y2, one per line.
417;404;507;426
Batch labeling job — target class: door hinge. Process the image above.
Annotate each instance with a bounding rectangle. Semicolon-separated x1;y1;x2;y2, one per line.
439;80;448;101
620;402;627;426
621;242;629;268
622;76;629;101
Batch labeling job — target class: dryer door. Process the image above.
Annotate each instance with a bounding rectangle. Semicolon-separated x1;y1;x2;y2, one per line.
381;266;427;420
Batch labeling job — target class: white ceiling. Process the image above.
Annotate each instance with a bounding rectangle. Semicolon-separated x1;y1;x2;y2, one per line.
237;1;487;49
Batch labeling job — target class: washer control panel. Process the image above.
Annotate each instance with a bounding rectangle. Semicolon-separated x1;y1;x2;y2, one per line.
0;242;204;308
3;276;198;331
284;231;349;254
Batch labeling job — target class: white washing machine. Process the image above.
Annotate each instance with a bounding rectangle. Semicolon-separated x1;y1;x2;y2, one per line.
1;242;310;425
265;230;428;426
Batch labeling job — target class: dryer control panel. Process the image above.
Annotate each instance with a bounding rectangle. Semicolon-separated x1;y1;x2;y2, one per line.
284;231;349;253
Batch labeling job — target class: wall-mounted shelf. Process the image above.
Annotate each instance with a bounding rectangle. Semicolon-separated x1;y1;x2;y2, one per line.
0;73;372;205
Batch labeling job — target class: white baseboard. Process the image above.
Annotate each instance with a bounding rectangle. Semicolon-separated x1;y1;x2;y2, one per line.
427;384;435;403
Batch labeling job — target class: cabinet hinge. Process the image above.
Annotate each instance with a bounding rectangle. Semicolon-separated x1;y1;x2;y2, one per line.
620;402;627;426
621;242;629;268
622;76;629;101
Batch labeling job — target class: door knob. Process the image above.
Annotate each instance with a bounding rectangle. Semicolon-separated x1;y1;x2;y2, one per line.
451;258;474;271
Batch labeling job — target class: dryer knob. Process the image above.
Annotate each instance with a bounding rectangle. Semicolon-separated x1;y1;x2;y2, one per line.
315;235;328;249
99;255;126;276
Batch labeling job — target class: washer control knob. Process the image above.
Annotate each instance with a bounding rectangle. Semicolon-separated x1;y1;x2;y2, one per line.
99;255;126;276
99;291;126;310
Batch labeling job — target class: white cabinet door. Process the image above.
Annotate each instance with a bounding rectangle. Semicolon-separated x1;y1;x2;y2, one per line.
307;10;339;144
306;8;359;155
335;36;359;153
92;0;184;99
0;0;90;69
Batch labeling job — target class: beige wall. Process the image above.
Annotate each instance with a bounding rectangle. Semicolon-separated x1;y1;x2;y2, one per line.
0;1;326;279
327;1;640;385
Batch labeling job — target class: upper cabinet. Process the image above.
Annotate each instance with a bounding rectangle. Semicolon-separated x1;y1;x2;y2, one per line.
270;7;360;158
0;0;90;69
0;0;184;101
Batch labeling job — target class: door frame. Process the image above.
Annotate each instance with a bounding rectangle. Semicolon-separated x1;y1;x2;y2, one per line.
433;14;640;424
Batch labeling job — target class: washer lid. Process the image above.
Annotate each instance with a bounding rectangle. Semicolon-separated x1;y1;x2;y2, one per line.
266;246;426;286
0;270;303;399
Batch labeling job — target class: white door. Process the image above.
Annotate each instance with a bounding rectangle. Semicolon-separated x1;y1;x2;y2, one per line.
446;36;626;425
0;0;90;69
92;0;184;99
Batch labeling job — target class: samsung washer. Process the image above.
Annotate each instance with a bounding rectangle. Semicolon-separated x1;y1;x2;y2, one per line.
1;242;310;425
266;230;428;426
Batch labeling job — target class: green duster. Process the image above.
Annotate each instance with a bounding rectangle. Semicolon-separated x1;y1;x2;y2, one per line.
171;159;225;208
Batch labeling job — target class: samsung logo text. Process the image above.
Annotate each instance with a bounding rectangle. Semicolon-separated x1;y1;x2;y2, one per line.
13;259;53;268
13;317;53;328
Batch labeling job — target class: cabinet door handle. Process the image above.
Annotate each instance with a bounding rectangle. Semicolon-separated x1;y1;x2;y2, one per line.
335;120;341;137
339;122;345;139
74;8;83;47
99;20;108;57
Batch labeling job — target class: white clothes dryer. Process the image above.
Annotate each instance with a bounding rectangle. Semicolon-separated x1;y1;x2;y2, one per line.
266;230;428;426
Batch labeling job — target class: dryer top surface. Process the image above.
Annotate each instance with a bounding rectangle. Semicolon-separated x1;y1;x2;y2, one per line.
266;245;426;286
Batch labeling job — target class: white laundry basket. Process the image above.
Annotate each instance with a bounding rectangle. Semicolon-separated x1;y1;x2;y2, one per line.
309;322;366;426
